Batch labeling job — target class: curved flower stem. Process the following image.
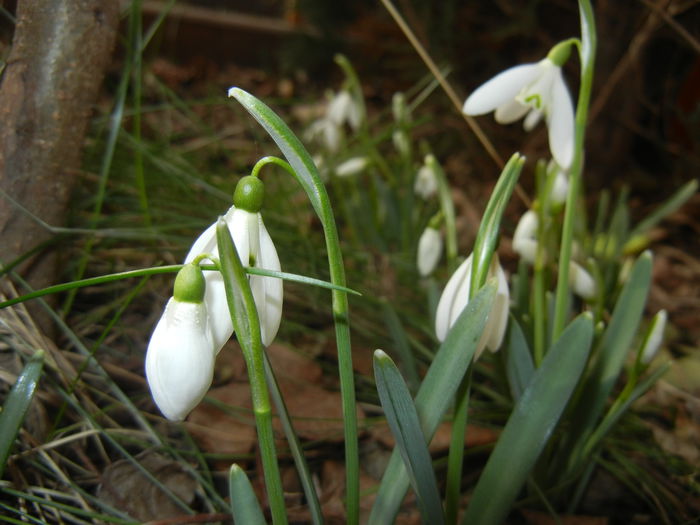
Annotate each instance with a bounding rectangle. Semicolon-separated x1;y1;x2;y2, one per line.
552;1;596;341
429;154;458;273
216;220;287;525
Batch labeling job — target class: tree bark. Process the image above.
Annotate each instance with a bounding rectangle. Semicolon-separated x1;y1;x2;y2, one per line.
0;0;118;316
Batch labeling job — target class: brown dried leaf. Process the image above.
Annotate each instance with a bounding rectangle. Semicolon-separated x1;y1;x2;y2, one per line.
97;451;198;521
186;382;257;459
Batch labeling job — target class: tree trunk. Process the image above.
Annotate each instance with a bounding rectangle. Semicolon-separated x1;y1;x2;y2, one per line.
0;0;118;325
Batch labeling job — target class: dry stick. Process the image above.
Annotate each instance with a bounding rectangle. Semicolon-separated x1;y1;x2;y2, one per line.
379;0;531;207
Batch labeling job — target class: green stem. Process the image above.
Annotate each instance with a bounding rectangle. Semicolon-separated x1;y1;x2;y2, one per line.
552;1;596;341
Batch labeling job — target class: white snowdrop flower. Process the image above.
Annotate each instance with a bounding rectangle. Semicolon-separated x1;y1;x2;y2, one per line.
335;156;369;178
185;176;283;349
327;90;362;131
306;117;342;153
641;310;667;364
513;210;539;264
462;44;575;170
414;162;438;200
146;264;215;421
551;169;569;206
417;226;443;276
569;261;596;300
435;253;510;359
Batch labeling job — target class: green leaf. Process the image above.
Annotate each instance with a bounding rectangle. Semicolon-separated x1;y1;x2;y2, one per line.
0;350;45;478
571;251;652;445
229;464;267;525
504;316;534;400
461;314;593;525
373;351;445;525
368;281;496;524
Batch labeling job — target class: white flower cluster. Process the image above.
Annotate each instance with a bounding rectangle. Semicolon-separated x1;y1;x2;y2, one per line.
145;176;282;421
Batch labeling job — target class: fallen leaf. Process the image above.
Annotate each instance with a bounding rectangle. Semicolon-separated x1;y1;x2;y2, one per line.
97;451;198;521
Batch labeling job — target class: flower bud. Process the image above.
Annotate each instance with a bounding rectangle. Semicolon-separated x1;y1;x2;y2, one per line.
145;297;215;421
417;226;442;276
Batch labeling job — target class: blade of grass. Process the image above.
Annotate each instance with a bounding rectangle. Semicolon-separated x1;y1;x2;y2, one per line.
0;350;45;478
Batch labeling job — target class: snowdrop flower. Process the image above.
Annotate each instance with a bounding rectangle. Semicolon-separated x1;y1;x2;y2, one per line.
435;253;510;359
335;156;369;178
185;175;283;349
513;210;539;264
462;42;575;169
306;118;342;153
569;261;596;300
640;310;667;364
327;90;362;131
550;169;569;206
414;160;438;200
417;226;443;276
146;264;215;421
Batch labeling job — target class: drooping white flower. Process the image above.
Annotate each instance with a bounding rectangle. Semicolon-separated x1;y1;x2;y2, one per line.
513;210;539;264
417;226;443;276
185;176;282;349
327;90;362;131
305;118;342;152
435;253;510;359
414;162;438;200
146;265;216;421
641;309;667;364
462;53;575;170
335;156;369;178
569;261;596;300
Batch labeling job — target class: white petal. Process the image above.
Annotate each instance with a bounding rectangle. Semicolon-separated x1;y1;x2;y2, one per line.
484;260;510;353
641;310;667;364
335;157;368;177
417;227;442;276
184;205;236;263
414;164;438;200
229;208;257;267
494;98;530;124
513;210;539;264
252;216;283;346
145;299;215;421
546;70;575;170
569;261;596;300
328;91;352;124
324;120;342;152
463;63;541;116
201;272;233;352
435;255;473;341
550;170;569;205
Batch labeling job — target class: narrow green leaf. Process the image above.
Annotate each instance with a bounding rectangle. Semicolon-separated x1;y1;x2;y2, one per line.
263;353;323;525
229;464;266;525
504;316;534;400
572;251;652;442
461;314;593;525
368;281;496;524
0;351;45;478
373;351;445;525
